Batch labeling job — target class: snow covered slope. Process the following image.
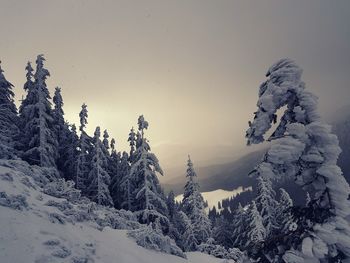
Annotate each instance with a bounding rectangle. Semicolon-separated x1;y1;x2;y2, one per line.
0;160;231;263
176;186;252;212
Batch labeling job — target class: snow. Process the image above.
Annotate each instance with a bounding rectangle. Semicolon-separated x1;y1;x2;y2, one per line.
176;186;252;212
0;161;231;263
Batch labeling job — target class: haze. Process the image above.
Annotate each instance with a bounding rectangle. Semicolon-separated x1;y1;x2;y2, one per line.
1;0;349;180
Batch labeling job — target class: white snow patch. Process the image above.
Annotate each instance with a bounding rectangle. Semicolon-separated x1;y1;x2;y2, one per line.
176;186;252;212
0;160;233;263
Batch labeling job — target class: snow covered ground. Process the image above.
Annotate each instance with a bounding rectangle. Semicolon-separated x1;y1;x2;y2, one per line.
176;186;252;211
0;160;233;263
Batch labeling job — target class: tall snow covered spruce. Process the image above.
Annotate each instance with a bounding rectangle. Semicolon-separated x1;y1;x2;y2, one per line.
246;58;350;261
86;126;114;206
0;61;19;159
21;55;58;168
276;188;295;234
109;138;122;209
117;128;137;210
129;115;169;227
52;87;74;178
181;156;211;245
76;103;91;191
117;151;132;210
127;127;136;162
19;62;34;123
245;201;266;249
255;175;278;237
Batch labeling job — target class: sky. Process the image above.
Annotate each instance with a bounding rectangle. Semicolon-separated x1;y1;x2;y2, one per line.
1;0;350;178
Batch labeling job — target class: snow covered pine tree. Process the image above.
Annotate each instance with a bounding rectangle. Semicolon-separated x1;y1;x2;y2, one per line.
0;61;19;159
181;156;211;245
52;87;75;179
76;103;91;192
20;55;58;168
129;115;169;227
86;126;114;206
246;58;350;262
245;201;266;252
255;175;278;238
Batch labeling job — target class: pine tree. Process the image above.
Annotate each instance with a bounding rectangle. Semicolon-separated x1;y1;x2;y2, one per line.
109;138;119;208
255;175;278;237
61;124;79;181
276;188;294;234
246;58;350;261
113;128;136;210
130;115;168;226
86;126;113;206
175;211;198;252
246;201;266;249
52;87;65;132
21;55;58;167
181;156;211;245
102;129;110;155
208;206;218;225
166;191;176;221
18;62;34;152
118;151;133;210
232;203;248;249
128;127;136;162
19;62;34;120
213;216;235;248
0;61;19;159
52;87;72;177
76;103;91;191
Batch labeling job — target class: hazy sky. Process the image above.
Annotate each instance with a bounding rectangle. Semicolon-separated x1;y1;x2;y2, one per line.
1;0;350;174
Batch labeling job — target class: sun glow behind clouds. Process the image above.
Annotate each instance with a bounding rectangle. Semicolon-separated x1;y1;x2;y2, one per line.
2;0;350;173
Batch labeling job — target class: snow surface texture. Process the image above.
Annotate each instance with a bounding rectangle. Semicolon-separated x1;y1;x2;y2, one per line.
0;160;233;263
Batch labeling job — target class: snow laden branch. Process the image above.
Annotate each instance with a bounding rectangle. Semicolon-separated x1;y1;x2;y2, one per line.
246;58;350;261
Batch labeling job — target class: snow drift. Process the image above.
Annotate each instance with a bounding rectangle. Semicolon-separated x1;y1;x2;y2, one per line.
0;159;232;263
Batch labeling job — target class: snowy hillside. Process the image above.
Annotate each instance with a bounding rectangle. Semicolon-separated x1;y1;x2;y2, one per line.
176;186;252;212
0;160;231;263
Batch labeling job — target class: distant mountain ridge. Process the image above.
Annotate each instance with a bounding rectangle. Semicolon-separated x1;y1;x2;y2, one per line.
164;107;350;207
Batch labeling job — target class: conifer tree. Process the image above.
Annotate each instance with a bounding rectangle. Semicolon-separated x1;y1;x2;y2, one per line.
130;115;168;226
86;126;113;206
19;62;34;119
102;129;110;157
246;58;350;261
276;188;294;234
52;87;72;177
175;211;198;252
52;87;65;132
213;216;235;248
128;127;136;162
208;206;218;225
109;139;130;209
21;55;58;167
118;145;134;210
232;203;248;249
117;128;137;210
181;156;211;245
255;175;278;237
109;138;119;207
246;201;266;249
166;191;176;220
76;103;91;191
0;61;19;159
61;124;79;181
